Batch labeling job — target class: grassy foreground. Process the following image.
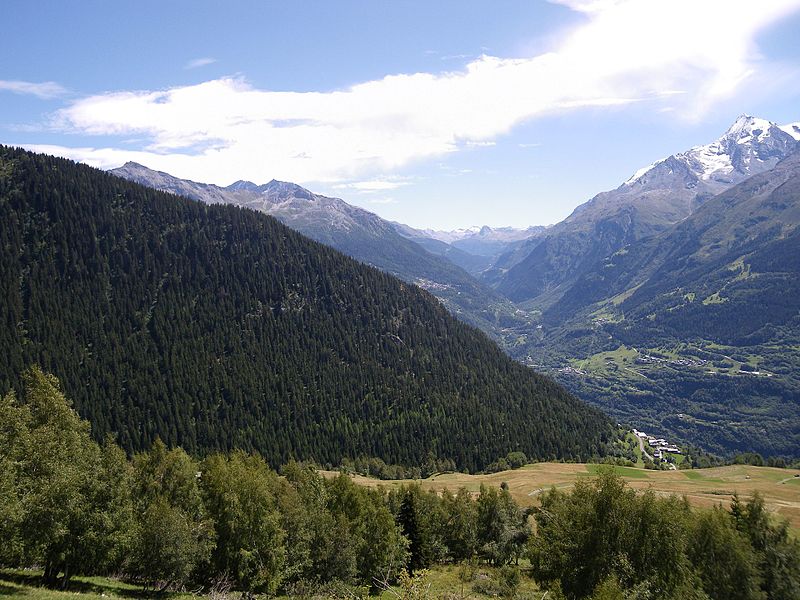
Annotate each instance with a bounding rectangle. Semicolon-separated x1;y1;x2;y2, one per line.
0;566;543;600
327;462;800;533
0;570;194;600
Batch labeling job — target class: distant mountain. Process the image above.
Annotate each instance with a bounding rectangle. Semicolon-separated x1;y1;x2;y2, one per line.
0;146;614;470
429;225;545;257
393;223;545;276
496;115;799;306
523;149;800;458
390;222;495;275
420;225;543;246
110;162;524;336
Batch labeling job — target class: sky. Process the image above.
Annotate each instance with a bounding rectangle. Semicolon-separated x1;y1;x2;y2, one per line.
3;0;800;229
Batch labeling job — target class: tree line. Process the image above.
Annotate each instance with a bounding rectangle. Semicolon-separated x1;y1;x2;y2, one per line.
2;367;798;599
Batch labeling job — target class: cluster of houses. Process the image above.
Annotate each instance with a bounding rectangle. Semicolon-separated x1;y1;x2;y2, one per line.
634;353;707;368
632;428;683;461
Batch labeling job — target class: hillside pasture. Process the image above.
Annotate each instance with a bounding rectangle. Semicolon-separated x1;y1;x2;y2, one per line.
326;462;800;532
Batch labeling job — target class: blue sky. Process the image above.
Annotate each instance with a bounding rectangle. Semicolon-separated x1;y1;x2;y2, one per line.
3;0;800;229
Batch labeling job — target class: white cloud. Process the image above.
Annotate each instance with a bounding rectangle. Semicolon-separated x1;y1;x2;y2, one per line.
0;80;66;99
334;178;412;192
38;0;800;185
441;53;474;61
185;57;217;69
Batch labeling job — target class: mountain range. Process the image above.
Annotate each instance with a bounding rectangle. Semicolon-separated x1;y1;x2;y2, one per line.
497;116;800;457
392;223;546;277
535;148;800;457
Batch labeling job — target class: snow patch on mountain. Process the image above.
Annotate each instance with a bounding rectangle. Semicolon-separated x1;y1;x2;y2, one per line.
624;162;657;184
780;122;800;141
422;227;483;243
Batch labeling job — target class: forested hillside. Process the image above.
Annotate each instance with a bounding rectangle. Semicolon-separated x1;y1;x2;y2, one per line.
0;146;612;471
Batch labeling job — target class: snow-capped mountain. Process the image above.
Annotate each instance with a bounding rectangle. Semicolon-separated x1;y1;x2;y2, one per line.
420;225;544;246
392;223;546;275
496;115;799;304
417;226;482;244
625;115;796;189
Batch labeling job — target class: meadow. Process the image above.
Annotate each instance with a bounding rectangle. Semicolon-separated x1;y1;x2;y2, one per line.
331;462;800;533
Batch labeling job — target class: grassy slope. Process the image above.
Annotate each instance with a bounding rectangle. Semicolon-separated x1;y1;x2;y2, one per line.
0;571;194;600
326;463;800;534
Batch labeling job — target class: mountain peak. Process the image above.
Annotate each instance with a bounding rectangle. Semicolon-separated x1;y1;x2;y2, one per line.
259;179;316;201
120;161;150;170
721;114;775;143
226;179;259;192
625;114;795;186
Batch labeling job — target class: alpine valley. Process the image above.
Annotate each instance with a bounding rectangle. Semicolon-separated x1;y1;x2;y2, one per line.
111;115;800;459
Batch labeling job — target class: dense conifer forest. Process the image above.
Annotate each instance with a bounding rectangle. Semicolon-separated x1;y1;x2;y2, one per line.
0;147;612;471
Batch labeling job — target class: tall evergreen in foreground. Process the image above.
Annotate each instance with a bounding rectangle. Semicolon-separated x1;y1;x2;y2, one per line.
0;146;612;471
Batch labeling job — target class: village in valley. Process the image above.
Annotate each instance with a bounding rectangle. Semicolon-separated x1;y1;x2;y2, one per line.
632;428;683;469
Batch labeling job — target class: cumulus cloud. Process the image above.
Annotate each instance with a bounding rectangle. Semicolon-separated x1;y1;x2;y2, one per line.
34;0;800;185
0;80;66;99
